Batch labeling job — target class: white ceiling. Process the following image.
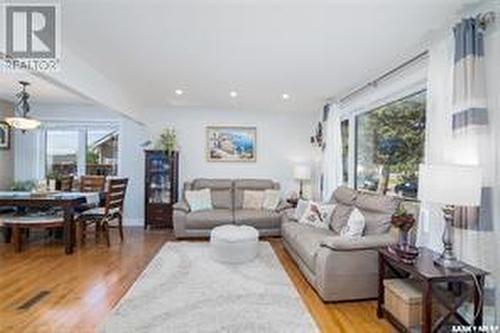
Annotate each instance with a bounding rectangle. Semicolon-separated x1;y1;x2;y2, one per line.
3;0;478;114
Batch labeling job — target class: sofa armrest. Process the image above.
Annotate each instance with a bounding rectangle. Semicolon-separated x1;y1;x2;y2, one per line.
173;201;190;213
320;232;397;251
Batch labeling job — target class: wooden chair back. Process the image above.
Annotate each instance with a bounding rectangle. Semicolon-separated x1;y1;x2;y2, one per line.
59;175;74;192
80;175;106;193
104;178;128;217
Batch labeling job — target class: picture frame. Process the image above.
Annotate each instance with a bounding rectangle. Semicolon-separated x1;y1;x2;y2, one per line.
0;121;10;150
206;126;256;162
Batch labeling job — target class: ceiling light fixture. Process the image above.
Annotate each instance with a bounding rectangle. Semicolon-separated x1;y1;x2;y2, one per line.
174;89;184;95
229;91;238;98
282;93;290;100
4;81;41;131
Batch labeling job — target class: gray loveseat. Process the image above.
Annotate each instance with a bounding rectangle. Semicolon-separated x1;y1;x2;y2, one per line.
282;186;403;302
173;178;286;238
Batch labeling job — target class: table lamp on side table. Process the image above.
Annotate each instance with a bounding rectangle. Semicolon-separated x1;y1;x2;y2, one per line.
293;165;311;199
418;163;482;270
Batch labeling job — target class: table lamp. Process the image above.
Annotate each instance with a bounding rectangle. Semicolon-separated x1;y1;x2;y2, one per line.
293;165;311;199
418;164;482;270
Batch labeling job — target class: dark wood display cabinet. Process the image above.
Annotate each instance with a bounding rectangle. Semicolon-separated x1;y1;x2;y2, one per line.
144;150;179;229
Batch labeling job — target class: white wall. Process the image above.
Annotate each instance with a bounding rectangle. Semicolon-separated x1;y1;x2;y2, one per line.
143;107;314;199
0;100;14;190
15;105;314;226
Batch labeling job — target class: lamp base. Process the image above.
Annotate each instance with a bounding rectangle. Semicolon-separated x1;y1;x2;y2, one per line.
434;205;465;271
434;254;465;271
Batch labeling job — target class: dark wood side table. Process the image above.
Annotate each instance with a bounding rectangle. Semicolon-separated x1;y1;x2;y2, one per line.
378;247;488;333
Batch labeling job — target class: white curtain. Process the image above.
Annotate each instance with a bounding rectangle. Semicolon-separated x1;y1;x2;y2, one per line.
321;103;343;201
419;12;500;324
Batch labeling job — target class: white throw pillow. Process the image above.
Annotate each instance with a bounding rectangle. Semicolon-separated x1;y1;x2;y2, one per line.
340;207;366;238
262;189;280;210
185;188;212;212
243;190;265;210
299;201;335;230
294;199;310;220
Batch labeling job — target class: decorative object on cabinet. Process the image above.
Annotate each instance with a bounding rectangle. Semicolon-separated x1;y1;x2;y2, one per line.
156;127;177;155
144;150;179;229
206;126;256;162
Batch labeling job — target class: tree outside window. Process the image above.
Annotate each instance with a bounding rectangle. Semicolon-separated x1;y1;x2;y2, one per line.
355;90;426;198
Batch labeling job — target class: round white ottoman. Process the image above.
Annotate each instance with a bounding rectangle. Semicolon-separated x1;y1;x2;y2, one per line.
210;225;259;264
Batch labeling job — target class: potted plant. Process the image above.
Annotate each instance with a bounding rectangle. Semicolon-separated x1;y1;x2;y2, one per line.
390;206;418;263
156;127;177;155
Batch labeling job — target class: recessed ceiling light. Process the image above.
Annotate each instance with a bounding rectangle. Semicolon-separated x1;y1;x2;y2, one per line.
174;89;184;95
282;93;290;100
229;91;238;98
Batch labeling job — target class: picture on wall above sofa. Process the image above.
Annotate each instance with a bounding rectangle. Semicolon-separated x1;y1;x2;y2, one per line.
207;126;256;162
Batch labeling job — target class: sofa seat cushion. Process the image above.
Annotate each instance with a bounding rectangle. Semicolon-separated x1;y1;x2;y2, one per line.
234;209;281;229
185;209;233;229
282;221;336;273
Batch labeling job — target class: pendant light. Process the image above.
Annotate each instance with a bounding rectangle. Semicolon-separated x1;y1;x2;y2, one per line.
5;81;41;131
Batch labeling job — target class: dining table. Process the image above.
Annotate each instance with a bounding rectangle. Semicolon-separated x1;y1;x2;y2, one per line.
0;191;102;255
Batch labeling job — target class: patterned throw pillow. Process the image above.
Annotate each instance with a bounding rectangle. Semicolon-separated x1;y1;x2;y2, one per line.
299;201;336;229
243;190;265;210
340;207;366;238
185;188;213;212
262;189;280;210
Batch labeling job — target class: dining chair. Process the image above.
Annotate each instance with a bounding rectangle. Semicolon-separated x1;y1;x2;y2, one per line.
80;175;106;193
59;175;74;192
76;178;128;247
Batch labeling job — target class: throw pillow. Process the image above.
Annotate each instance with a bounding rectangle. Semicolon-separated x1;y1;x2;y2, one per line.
243;190;265;210
340;207;366;238
294;199;310;220
262;189;280;210
299;201;336;230
185;188;212;212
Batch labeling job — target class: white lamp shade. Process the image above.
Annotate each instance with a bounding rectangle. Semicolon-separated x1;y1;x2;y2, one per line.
5;117;41;130
418;164;482;206
293;165;311;180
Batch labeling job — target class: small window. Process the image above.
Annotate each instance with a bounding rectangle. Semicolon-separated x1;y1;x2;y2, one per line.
355;90;426;198
340;119;349;185
86;129;119;176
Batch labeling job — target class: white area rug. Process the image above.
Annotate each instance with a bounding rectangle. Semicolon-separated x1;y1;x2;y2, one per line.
100;241;318;333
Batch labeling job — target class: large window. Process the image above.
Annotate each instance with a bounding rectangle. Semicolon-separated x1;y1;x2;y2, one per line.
46;130;79;177
355;90;426;198
46;126;119;178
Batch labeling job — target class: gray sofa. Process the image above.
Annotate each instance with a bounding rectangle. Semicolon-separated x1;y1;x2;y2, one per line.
173;178;286;238
282;186;403;302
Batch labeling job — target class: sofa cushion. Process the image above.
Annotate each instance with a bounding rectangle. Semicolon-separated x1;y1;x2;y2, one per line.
282;221;335;273
355;192;400;235
234;179;279;209
330;186;357;205
185;209;233;229
234;209;281;229
329;186;357;233
191;179;233;209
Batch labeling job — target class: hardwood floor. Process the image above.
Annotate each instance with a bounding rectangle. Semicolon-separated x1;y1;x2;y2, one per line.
0;228;393;332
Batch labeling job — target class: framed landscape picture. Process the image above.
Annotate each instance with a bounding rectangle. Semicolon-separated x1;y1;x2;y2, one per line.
207;126;256;162
0;122;10;150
